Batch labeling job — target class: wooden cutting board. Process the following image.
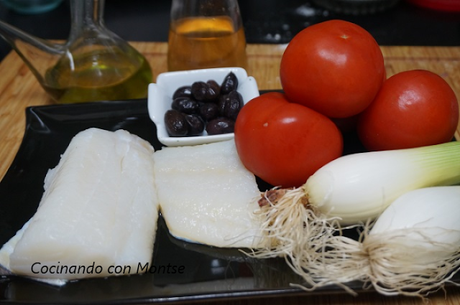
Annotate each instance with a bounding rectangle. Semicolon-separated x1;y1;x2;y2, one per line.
0;42;459;179
0;42;459;181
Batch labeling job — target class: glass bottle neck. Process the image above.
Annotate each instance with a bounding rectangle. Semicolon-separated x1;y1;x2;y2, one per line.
69;0;106;39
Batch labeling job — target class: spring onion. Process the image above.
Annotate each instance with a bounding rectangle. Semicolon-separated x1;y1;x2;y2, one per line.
250;141;460;262
293;186;460;298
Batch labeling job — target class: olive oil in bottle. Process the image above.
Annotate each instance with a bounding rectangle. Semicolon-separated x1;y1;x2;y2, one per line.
43;48;152;104
0;0;153;104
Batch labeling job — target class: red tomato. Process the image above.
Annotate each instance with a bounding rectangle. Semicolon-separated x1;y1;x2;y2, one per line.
234;92;343;188
358;70;459;151
280;20;385;118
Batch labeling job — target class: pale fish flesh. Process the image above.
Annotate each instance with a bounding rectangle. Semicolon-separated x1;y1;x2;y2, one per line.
0;128;159;283
153;140;262;248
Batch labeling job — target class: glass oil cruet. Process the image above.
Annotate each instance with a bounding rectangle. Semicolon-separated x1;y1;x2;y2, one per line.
0;0;153;104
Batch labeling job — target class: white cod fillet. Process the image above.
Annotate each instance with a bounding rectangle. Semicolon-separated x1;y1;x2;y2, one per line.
0;128;159;283
154;140;262;248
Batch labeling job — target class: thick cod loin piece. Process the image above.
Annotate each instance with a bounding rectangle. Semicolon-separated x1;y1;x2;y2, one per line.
0;128;159;282
154;140;262;248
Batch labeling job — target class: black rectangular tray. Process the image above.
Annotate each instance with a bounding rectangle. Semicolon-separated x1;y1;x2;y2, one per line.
0;98;419;304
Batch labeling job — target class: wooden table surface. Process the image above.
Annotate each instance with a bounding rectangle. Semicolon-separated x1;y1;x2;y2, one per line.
0;42;460;304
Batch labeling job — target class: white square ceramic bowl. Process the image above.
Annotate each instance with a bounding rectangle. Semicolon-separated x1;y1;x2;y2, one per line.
148;67;260;147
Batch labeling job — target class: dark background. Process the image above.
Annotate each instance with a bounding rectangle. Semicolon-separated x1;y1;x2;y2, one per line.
0;0;459;61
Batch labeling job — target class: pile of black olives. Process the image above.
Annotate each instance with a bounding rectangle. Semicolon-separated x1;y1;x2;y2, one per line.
164;72;244;137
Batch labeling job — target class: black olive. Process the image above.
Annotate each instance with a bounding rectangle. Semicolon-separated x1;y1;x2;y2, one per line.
223;90;244;120
168;76;243;137
191;81;209;101
206;117;235;135
171;97;200;114
165;110;189;137
217;94;227;117
220;72;238;94
185;114;205;136
205;80;221;101
172;86;193;99
199;102;219;121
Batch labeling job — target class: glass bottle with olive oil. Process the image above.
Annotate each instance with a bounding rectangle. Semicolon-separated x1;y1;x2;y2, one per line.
43;46;152;104
0;0;152;104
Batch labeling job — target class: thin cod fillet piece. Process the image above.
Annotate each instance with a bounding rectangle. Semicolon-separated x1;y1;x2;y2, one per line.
0;128;159;283
154;140;262;248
